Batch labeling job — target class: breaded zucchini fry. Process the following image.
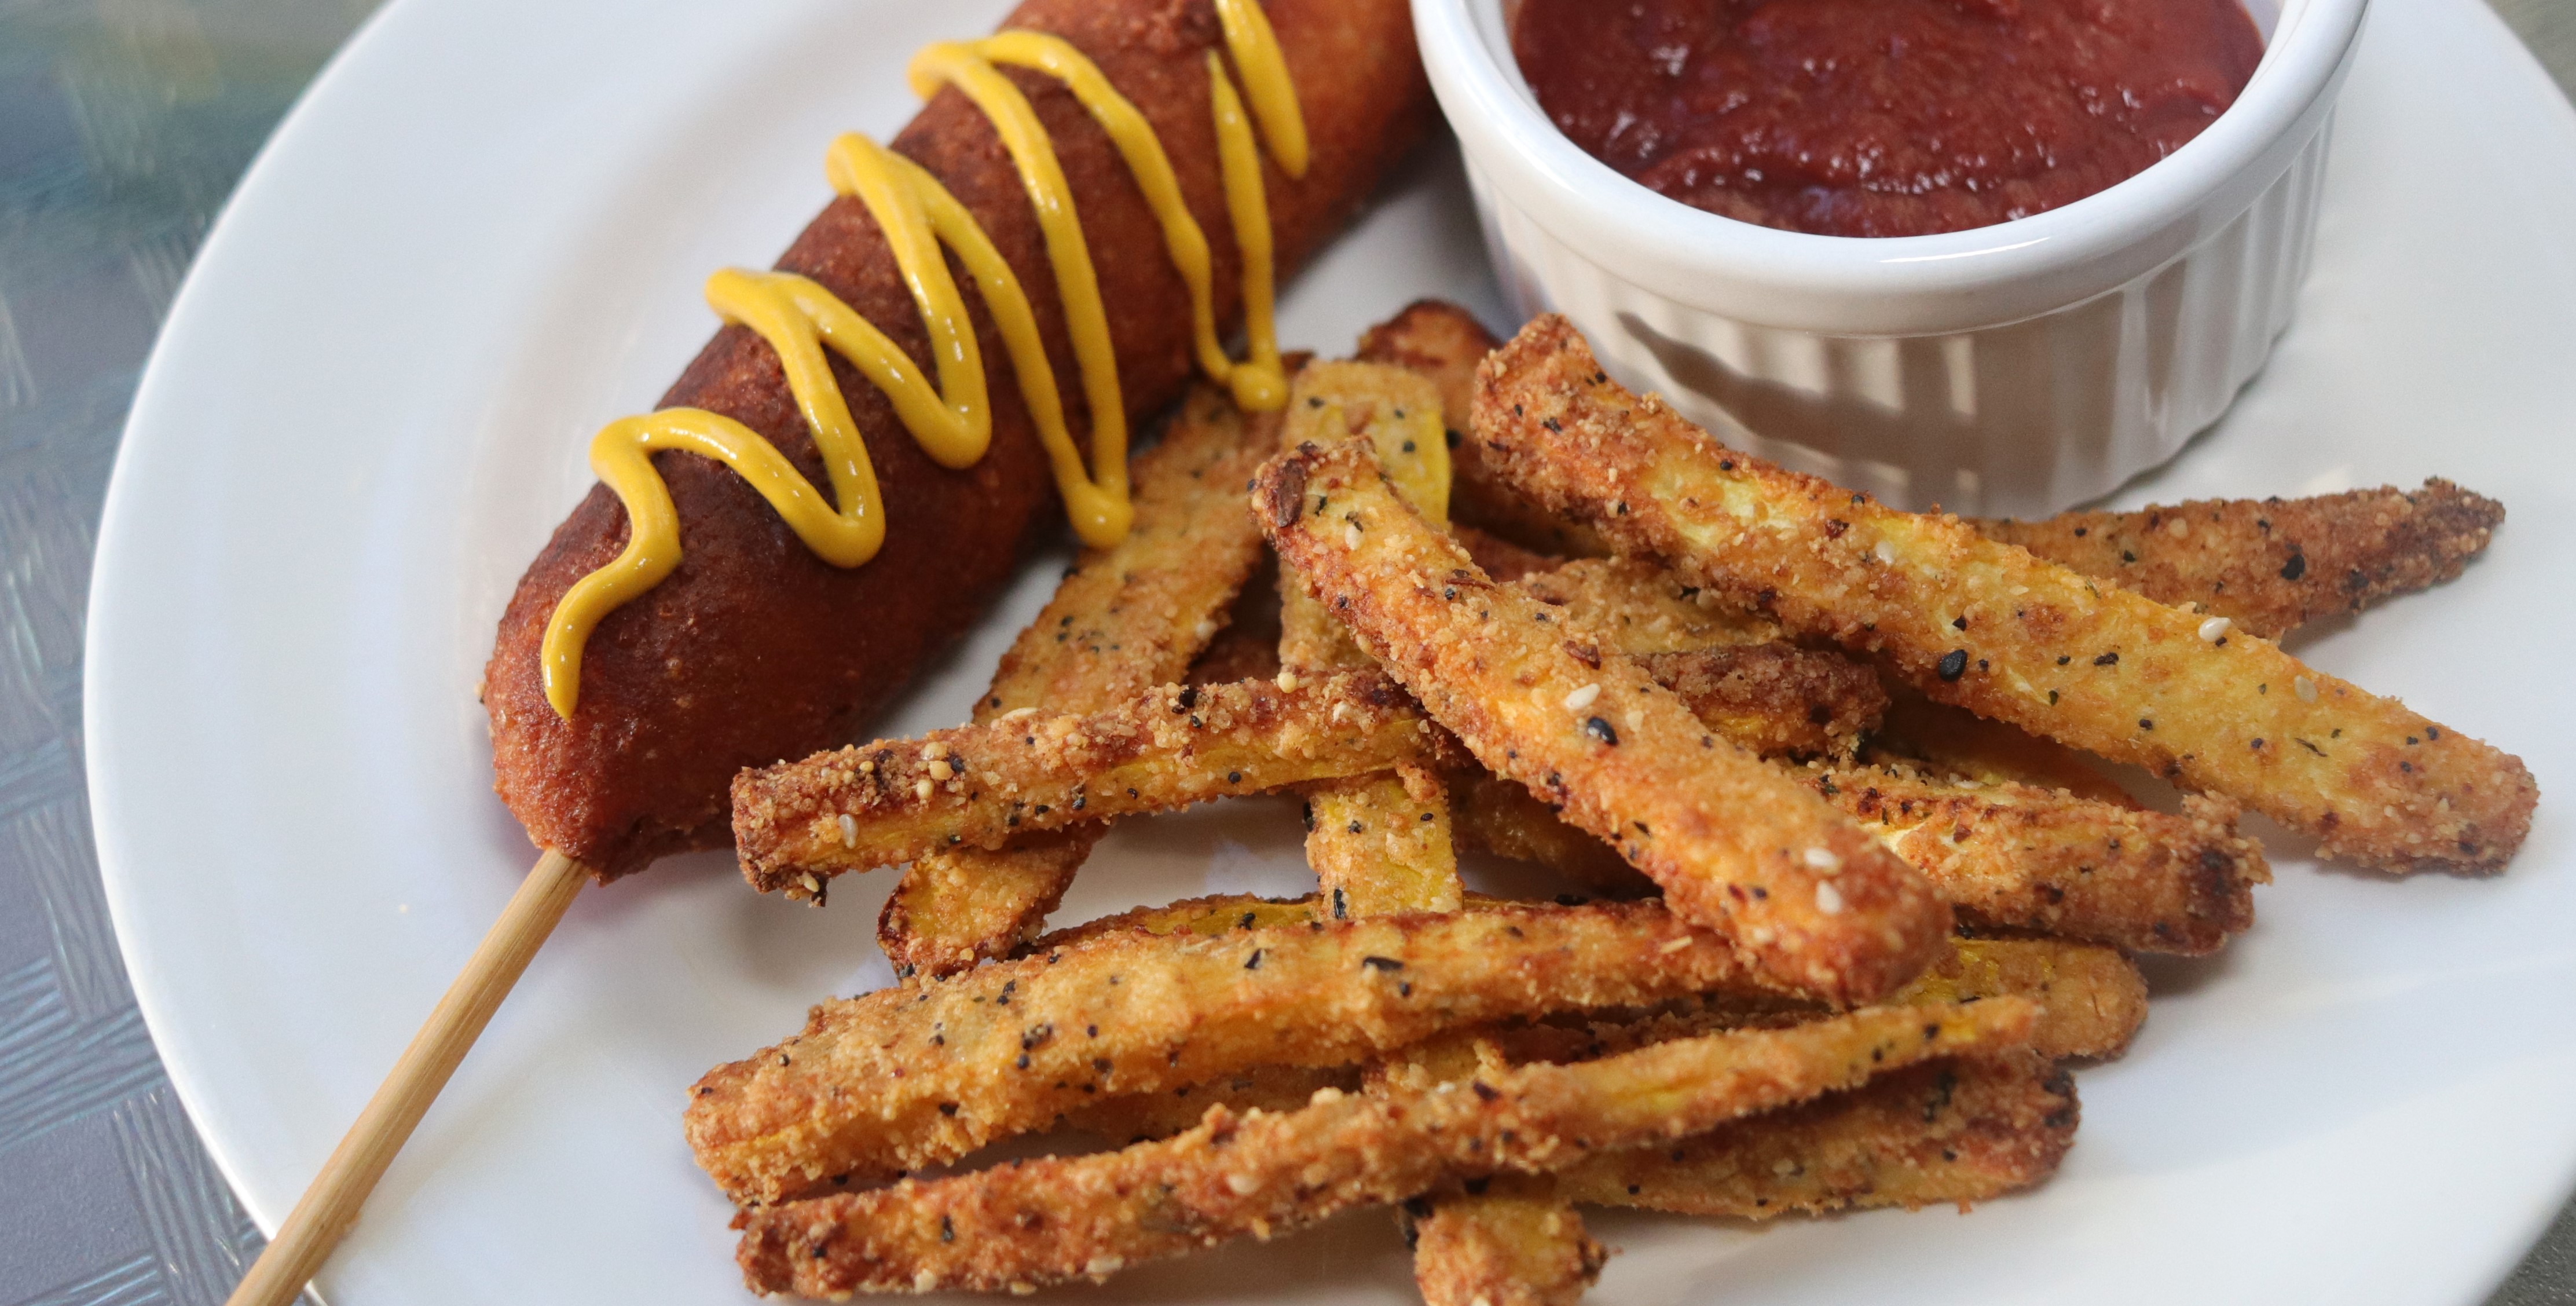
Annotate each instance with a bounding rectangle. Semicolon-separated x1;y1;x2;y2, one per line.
1254;438;1951;1005
1873;687;2137;806
1357;299;1611;559
1455;524;1558;583
1512;934;2143;1064
1186;557;1285;685
1403;1175;1607;1306
1555;1054;2076;1216
686;899;1786;1202
734;1000;2036;1296
1449;769;1656;897
734;670;1449;892
1472;315;2537;873
1817;765;2264;954
1518;558;1877;758
1515;555;1781;652
1299;764;1465;918
1275;363;1467;917
877;386;1283;975
1359;299;2502;641
1973;479;2504;639
745;638;1872;890
1065;1063;1361;1147
1644;646;1883;763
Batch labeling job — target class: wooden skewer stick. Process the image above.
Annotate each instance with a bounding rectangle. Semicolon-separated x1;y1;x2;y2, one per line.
223;847;591;1306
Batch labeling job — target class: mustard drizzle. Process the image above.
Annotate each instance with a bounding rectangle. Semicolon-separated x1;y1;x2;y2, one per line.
540;2;1309;718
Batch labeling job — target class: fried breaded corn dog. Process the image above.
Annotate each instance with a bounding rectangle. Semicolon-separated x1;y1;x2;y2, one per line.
484;0;1429;877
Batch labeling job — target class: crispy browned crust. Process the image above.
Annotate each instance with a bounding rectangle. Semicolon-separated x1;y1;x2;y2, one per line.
1405;1177;1605;1306
1253;437;1951;1005
1555;1054;2076;1217
734;1001;2035;1296
874;388;1285;975
733;670;1452;891
1472;315;2538;873
1816;765;2265;954
1972;480;2504;639
482;0;1430;876
686;899;1787;1202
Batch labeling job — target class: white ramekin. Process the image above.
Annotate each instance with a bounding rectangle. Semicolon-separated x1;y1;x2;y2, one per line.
1416;0;2370;516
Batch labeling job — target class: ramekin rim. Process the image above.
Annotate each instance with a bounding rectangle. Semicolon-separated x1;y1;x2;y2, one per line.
1418;0;2370;328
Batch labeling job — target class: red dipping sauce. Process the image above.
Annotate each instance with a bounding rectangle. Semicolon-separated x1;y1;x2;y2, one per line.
1511;0;2266;237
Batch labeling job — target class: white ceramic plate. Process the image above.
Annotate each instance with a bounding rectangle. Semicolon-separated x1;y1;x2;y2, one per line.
85;0;2576;1301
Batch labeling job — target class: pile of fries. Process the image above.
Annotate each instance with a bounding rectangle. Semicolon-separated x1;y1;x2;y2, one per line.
695;304;2532;1301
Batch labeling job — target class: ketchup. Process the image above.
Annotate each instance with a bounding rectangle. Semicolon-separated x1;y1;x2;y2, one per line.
1512;0;2264;237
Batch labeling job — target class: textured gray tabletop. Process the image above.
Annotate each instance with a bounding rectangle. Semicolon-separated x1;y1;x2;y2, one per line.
1;1;2571;1304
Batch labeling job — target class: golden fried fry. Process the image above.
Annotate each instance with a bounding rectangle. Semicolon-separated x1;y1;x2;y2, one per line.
1516;557;1879;759
1472;314;2537;873
1404;1176;1607;1306
1972;479;2504;639
1254;437;1950;1005
1356;299;1610;559
1890;936;2146;1060
1460;747;2247;954
877;385;1286;975
745;634;1879;890
687;899;1784;1202
1273;362;1471;917
734;670;1448;891
1816;764;2264;954
1483;933;2142;1064
1449;769;1656;897
1644;646;1883;763
1030;892;1338;946
1515;555;1779;652
1187;557;1285;686
1300;765;1465;917
1455;524;1559;583
1065;1063;1361;1147
734;1000;2036;1296
1873;687;2137;806
1361;300;2502;645
1555;1053;2075;1217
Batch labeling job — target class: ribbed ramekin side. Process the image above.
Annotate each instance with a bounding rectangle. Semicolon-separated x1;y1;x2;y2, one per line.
1458;119;2341;517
